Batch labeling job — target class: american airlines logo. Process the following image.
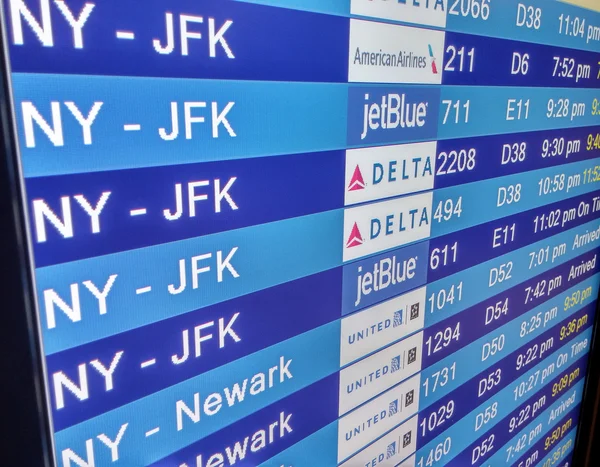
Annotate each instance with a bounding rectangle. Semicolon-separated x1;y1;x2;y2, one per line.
428;44;438;74
349;20;445;85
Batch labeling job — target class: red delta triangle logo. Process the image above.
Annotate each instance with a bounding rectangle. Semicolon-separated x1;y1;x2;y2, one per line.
348;165;366;192
346;222;364;248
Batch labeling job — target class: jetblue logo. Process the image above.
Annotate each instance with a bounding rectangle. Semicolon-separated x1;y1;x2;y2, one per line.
361;92;428;140
342;241;428;314
354;254;417;307
348;87;439;146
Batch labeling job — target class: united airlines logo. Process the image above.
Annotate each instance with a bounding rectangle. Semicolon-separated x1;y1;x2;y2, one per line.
348;165;366;192
391;355;401;372
393;310;403;327
428;44;438;74
387;442;397;459
346;223;365;248
388;399;399;416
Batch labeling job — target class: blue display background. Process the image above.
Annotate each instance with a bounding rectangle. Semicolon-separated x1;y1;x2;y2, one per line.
4;0;600;466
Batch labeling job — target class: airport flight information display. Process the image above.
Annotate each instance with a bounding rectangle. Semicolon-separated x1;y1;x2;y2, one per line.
5;0;600;465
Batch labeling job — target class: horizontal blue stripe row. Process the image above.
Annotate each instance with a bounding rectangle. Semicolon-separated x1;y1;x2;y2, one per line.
12;72;600;176
150;374;340;467
422;264;600;370
528;429;576;467
436;357;586;466
416;326;591;466
235;0;600;54
9;0;600;88
54;321;341;465
423;217;600;327
420;294;595;410
481;394;582;467
5;0;349;82
38;178;600;353
446;0;600;54
429;157;600;238
27;150;345;267
443;30;600;88
46;269;341;430
257;328;591;467
28;125;600;267
45;230;600;431
452;389;583;467
434;125;600;190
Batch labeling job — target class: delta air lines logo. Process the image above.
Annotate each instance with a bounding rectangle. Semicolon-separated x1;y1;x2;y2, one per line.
348;165;366;192
346;222;365;248
344;142;436;206
350;0;447;33
343;191;433;262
